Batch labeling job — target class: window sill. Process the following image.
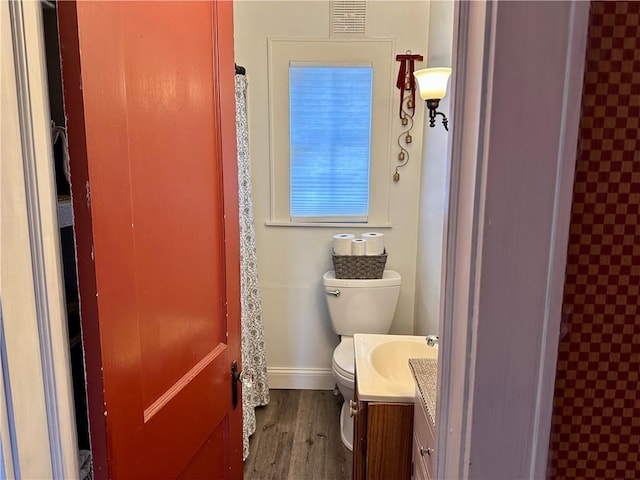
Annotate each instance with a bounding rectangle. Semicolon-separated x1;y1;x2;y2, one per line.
265;221;394;229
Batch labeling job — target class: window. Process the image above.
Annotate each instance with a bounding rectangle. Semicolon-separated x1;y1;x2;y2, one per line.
268;39;394;225
289;64;373;222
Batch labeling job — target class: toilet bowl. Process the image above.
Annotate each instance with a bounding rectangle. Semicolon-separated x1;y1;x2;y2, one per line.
322;270;401;451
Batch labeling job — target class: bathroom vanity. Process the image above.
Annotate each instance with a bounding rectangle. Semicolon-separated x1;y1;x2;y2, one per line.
352;335;439;480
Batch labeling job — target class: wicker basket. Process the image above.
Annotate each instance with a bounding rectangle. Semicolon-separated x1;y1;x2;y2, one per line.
332;250;387;279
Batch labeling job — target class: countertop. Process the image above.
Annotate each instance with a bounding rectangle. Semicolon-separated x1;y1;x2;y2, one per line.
408;357;438;426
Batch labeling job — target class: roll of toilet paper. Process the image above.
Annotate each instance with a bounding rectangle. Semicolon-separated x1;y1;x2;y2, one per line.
351;238;367;256
362;232;385;255
333;233;355;255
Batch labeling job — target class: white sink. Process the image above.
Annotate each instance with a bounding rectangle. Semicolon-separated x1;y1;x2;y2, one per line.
354;334;438;403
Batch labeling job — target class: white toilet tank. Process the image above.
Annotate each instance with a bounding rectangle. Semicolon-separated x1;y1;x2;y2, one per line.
322;270;401;336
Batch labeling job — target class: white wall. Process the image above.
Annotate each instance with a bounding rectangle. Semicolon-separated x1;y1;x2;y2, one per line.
234;1;430;388
413;0;454;337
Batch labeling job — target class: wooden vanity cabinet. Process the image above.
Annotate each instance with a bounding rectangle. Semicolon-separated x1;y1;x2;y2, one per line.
352;386;414;480
412;388;436;479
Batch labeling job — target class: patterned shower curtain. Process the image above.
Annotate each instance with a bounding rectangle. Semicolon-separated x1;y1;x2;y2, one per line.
235;73;270;460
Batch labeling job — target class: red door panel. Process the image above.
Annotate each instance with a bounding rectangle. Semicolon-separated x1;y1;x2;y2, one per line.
57;1;242;478
177;426;227;479
122;0;226;414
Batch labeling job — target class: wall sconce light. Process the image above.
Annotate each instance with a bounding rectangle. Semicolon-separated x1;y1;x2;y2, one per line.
413;67;452;131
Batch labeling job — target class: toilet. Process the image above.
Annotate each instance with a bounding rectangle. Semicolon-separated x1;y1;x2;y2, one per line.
322;270;402;451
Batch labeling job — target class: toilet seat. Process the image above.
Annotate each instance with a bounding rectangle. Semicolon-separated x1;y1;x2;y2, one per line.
333;359;354;384
333;337;355;380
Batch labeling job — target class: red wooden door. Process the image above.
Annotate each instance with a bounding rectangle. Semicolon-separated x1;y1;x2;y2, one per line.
57;1;242;478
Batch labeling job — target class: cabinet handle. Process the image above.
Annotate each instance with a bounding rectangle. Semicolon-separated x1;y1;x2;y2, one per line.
349;399;358;417
419;446;434;457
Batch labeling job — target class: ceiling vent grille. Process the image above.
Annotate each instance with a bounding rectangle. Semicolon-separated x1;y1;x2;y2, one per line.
331;0;367;35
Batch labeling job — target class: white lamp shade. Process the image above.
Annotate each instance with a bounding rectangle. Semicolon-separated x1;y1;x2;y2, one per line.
414;67;452;100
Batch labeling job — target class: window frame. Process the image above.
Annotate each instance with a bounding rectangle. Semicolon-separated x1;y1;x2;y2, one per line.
267;38;395;226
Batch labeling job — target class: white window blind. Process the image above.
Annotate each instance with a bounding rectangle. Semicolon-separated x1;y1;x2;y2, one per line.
289;63;373;222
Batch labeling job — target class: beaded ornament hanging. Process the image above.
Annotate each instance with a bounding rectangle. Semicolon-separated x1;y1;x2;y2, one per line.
394;51;423;182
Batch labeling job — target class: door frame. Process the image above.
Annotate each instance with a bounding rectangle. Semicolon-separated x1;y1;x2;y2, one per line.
4;0;591;478
1;1;78;478
437;1;590;478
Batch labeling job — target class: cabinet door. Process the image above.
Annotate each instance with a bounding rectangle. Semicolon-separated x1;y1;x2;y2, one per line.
412;434;430;480
353;386;368;480
413;397;436;479
366;403;414;480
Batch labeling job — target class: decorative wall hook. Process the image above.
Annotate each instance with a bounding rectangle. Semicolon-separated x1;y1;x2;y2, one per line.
394;51;423;182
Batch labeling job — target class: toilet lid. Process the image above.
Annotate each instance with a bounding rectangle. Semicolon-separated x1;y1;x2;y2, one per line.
333;337;355;378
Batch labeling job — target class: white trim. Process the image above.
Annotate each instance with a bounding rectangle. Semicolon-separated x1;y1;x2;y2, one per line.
439;1;589;478
437;1;491;478
0;306;17;479
265;221;393;229
10;0;65;469
267;367;335;390
1;1;79;478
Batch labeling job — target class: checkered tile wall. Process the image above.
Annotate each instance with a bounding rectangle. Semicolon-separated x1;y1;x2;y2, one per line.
549;2;640;478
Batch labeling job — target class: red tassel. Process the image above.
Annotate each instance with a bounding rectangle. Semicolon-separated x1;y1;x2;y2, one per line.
395;53;424;119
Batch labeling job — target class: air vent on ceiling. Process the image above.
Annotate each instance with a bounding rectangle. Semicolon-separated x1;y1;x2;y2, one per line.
331;0;366;35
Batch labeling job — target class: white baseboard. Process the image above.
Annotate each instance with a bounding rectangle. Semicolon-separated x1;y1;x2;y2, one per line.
267;367;335;390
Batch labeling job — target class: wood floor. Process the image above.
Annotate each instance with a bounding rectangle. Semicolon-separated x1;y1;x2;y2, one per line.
244;390;353;480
